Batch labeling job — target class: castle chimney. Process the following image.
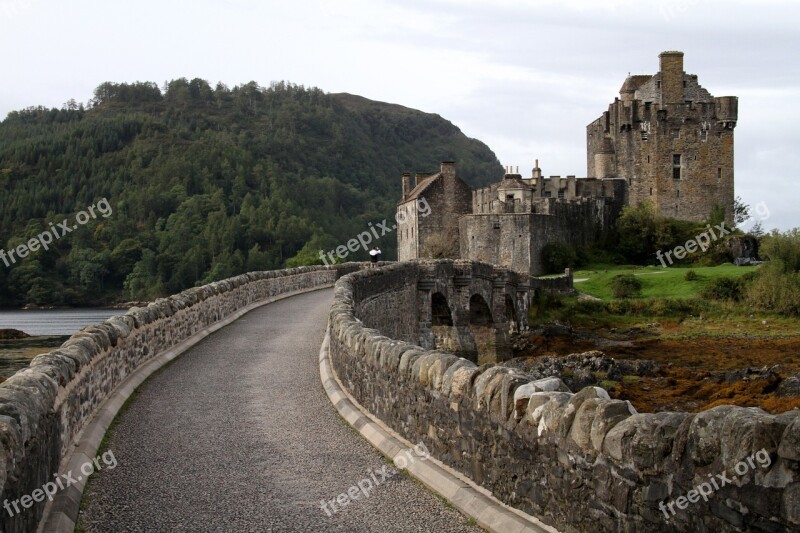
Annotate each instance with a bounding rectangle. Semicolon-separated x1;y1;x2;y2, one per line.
402;172;412;198
659;51;685;105
532;159;542;179
441;161;456;179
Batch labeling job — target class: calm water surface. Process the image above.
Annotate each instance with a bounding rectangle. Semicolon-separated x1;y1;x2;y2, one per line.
0;308;127;336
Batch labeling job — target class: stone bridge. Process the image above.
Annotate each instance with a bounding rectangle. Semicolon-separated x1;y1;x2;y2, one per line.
356;260;572;365
416;261;529;364
0;261;796;533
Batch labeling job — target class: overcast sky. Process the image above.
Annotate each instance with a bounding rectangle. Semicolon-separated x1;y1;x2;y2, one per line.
2;0;798;230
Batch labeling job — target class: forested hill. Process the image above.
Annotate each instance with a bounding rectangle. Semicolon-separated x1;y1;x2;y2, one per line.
0;79;502;307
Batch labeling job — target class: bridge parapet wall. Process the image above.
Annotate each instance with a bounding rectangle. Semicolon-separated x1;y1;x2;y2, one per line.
0;264;359;533
329;261;800;532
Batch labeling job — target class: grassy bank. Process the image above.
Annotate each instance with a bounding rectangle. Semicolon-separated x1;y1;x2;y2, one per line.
572;264;759;300
531;264;800;338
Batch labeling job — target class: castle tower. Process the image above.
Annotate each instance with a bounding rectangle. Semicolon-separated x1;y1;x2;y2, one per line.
586;51;736;223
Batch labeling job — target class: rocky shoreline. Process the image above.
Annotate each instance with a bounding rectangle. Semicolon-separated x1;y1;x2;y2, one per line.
0;328;30;340
0;332;70;380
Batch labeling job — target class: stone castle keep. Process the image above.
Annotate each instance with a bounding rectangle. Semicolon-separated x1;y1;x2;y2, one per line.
398;51;737;275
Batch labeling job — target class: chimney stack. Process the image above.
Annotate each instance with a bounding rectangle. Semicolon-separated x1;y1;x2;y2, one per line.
441;161;456;178
532;159;542;179
402;172;412;198
659;51;685;105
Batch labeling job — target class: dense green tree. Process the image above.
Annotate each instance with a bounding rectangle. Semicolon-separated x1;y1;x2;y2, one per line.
0;80;502;306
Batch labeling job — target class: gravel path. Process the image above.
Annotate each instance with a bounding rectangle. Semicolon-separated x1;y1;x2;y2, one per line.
77;288;483;533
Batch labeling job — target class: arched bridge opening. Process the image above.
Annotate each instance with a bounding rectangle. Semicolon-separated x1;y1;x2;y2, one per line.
430;292;459;353
466;294;496;364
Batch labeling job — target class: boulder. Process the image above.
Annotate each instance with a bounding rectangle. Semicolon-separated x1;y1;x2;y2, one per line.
777;374;800;398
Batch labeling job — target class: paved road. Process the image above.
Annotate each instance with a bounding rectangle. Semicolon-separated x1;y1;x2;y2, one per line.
78;288;482;533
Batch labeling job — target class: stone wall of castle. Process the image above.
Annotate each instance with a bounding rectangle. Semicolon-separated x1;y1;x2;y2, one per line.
0;265;358;533
460;198;612;276
329;262;800;532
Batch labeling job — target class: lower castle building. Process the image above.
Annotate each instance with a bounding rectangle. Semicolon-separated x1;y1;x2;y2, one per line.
397;161;624;275
397;51;737;276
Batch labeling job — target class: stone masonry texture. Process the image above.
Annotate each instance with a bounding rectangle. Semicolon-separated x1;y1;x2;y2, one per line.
0;264;359;533
329;261;800;532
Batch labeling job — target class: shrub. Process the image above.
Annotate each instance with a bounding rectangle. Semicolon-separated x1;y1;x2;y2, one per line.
685;269;699;281
572;299;607;315
541;242;577;274
528;289;564;320
744;263;800;315
599;380;620;392
654;298;708;316
701;276;743;301
605;297;707;316
610;274;642;299
760;229;800;273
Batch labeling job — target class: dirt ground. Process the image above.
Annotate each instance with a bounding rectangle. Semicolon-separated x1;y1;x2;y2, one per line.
513;329;800;414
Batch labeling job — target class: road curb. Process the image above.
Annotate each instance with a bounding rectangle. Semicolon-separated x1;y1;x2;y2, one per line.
38;284;335;533
319;325;558;533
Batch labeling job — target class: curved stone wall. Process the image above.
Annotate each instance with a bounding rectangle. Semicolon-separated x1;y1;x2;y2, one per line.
329;261;800;532
0;265;355;533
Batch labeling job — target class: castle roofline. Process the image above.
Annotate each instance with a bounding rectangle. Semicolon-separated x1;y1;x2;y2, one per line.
400;172;440;203
499;175;529;188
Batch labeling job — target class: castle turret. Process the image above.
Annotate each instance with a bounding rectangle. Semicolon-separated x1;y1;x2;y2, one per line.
594;137;615;179
715;96;738;128
620;77;635;102
659;51;685;104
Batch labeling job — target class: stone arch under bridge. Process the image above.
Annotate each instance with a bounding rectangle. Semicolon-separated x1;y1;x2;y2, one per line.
416;261;531;364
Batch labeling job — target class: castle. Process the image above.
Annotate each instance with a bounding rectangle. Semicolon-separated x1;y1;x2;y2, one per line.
397;51;737;275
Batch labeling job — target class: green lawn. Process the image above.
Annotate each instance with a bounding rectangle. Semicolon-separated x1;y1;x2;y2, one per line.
573;264;759;301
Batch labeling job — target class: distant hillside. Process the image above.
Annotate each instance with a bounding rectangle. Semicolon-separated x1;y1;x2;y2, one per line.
0;79;502;306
